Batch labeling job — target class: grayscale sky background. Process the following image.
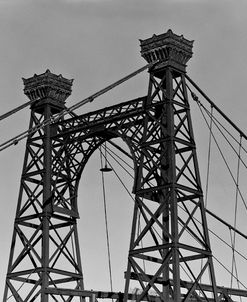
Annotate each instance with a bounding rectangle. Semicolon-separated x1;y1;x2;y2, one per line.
1;0;247;297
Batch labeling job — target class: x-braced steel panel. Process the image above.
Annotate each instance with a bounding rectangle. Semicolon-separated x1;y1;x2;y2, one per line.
3;30;219;302
50;69;218;302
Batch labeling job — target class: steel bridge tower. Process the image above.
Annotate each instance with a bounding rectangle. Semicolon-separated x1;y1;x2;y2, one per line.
3;30;219;302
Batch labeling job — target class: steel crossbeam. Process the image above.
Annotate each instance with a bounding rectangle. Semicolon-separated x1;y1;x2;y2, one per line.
3;30;230;302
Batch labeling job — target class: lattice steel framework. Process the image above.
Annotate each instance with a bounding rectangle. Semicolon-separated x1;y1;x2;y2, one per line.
3;30;219;302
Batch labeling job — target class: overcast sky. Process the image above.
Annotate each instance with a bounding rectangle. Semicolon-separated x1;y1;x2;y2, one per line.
1;0;247;297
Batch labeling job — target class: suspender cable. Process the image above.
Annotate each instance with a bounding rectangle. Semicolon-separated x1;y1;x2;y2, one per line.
200;105;213;283
196;97;247;212
229;229;242;301
212;256;247;291
103;141;247;288
103;142;247;289
231;135;242;291
0;62;156;152
190;89;247;168
179;202;247;290
101;143;169;247
189;88;247;217
104;145;134;178
100;147;113;292
185;74;247;141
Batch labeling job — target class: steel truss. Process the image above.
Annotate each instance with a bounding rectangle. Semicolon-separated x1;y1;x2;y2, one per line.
4;30;221;302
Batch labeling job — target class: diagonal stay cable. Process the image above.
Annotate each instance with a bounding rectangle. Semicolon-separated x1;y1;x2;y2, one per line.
104;136;247;244
102;139;247;291
0;62;156;152
185;74;247;141
213;255;247;291
103;144;134;179
193;95;247;213
192;94;247;167
103;142;247;250
100;146;164;243
178;203;247;288
103;142;247;290
186;83;247;157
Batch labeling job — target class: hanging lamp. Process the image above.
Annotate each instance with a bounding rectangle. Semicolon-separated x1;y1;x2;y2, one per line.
100;142;112;172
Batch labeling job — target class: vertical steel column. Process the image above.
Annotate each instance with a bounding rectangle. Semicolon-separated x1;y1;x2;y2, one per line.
41;104;52;302
123;29;219;301
165;67;181;302
3;30;220;302
2;70;85;302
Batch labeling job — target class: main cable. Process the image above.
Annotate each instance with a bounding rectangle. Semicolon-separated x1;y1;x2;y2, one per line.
0;99;35;122
0;62;156;152
185;74;247;141
191;90;247;215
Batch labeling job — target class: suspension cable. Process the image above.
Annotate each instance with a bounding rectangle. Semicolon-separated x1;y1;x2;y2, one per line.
104;144;134;178
102;141;247;289
231;135;242;290
99;147;113;292
104;140;247;244
100;143;166;274
0;85;77;126
186;83;247;157
193;93;247;214
101;103;247;286
107;140;133;161
103;142;247;253
189;96;247;245
105;136;247;246
200;105;213;284
185;74;247;141
191;92;247;163
204;105;213;208
4;67;247;294
100;145;164;243
0;99;35;122
178;202;247;290
0;62;156;152
229;229;242;301
213;255;247;290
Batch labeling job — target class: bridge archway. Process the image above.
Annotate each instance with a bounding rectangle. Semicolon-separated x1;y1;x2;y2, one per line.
3;30;221;302
77;136;135;292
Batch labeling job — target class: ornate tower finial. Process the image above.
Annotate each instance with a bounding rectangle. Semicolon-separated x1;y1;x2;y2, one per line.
140;29;194;71
22;70;73;112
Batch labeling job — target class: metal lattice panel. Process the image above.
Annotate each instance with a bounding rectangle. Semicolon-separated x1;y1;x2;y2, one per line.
3;30;220;302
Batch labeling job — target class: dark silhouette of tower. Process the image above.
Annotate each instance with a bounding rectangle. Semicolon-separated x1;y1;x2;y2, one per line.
3;30;219;302
3;70;84;302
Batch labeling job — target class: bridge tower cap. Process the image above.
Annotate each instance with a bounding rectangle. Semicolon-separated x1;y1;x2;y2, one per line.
22;70;73;106
140;29;194;71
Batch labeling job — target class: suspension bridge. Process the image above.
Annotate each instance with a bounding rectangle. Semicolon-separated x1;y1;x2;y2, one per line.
2;29;247;302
